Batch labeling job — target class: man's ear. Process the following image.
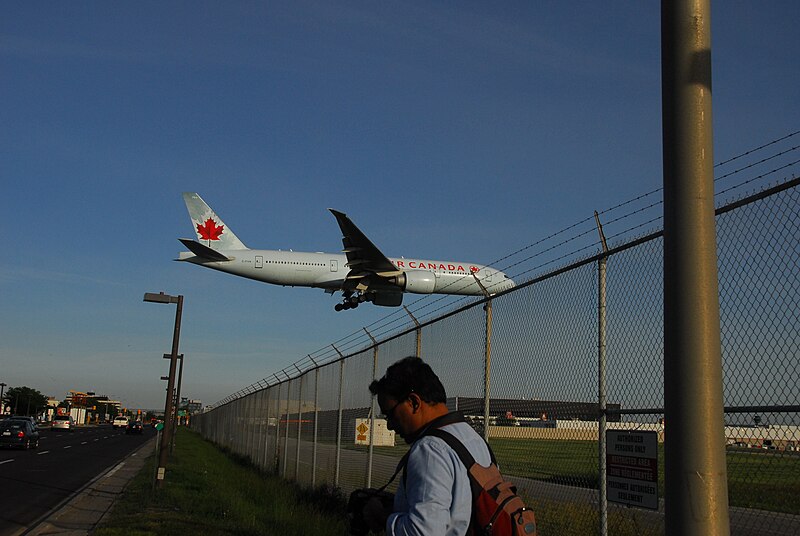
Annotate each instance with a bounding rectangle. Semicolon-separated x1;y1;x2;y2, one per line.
407;393;421;412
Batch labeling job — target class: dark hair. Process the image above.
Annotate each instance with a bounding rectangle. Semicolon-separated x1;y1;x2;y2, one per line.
369;356;447;404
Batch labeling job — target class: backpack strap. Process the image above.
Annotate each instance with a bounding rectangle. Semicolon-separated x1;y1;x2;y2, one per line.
379;411;496;490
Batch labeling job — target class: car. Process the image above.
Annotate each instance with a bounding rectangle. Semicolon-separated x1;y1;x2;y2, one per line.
5;416;38;430
51;415;74;431
112;416;129;429
0;419;40;449
125;421;144;435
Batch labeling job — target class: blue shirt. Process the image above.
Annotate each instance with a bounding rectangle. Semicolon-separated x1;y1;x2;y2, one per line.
387;421;491;536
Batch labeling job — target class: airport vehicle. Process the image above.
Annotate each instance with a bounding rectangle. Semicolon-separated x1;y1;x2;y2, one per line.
112;416;129;429
177;193;515;311
51;415;74;431
0;419;39;449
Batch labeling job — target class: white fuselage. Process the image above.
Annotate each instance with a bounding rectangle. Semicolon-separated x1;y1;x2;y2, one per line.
179;249;515;296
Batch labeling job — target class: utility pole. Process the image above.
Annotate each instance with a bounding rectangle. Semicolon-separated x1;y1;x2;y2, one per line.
662;1;730;534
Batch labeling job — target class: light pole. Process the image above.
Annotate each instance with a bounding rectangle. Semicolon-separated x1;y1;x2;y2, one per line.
0;383;6;415
170;353;184;455
143;291;184;488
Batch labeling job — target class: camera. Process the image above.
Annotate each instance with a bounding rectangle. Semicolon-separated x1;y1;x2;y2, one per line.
346;488;395;535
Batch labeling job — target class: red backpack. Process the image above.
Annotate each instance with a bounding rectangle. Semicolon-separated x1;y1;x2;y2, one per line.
426;428;537;536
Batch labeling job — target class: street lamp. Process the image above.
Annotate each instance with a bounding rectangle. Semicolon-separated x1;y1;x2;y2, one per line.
143;291;184;488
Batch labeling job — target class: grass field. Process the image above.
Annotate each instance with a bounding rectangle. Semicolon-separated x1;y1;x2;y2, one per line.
493;438;800;515
95;428;347;536
354;436;800;514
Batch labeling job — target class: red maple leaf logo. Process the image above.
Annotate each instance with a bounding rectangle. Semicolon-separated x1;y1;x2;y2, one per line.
196;218;224;241
470;266;480;273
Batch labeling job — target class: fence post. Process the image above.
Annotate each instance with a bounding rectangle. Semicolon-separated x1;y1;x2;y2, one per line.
365;328;378;488
311;357;320;488
595;211;610;536
483;298;493;442
333;345;345;487
404;306;422;358
263;385;272;471
282;374;292;478
295;365;304;481
274;380;283;473
473;273;494;442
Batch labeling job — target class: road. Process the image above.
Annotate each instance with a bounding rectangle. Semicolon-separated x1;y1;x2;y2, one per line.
0;424;154;536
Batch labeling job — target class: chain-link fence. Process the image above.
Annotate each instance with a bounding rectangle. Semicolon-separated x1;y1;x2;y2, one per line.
192;177;799;536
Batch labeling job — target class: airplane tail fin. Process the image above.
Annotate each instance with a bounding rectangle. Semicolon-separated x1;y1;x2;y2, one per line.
182;192;248;250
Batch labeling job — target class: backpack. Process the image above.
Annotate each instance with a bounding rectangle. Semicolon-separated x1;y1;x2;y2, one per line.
426;428;538;536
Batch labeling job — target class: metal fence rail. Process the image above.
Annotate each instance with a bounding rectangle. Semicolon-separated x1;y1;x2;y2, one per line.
192;177;800;536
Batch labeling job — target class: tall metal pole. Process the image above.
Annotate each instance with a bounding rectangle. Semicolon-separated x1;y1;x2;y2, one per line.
158;294;183;488
662;2;730;535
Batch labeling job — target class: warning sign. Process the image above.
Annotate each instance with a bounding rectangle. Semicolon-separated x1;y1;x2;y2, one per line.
354;418;395;446
606;430;659;510
356;422;369;442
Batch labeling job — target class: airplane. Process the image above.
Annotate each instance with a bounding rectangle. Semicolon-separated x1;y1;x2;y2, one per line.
177;193;515;311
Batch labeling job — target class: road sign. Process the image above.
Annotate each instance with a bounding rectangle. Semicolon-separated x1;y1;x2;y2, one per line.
155;422;164;431
606;430;659;510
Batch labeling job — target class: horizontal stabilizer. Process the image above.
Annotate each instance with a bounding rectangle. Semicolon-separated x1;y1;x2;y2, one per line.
179;239;231;262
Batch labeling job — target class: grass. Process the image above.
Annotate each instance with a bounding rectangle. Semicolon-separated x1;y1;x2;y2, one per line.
491;438;800;515
96;428;798;535
350;436;800;514
95;428;348;536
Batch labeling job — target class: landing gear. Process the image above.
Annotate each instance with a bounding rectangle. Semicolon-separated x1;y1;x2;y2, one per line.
334;292;373;311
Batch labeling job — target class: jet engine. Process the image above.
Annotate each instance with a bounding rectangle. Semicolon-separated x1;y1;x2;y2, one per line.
392;271;437;294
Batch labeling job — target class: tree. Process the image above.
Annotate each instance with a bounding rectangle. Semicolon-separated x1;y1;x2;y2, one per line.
3;386;48;416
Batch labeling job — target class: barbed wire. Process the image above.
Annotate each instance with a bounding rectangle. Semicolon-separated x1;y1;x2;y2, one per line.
212;129;800;407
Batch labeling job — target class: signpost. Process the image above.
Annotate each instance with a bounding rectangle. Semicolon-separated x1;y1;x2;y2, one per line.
606;430;659;510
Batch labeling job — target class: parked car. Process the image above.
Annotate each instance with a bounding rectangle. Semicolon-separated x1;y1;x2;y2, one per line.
125;421;144;435
1;419;40;449
52;415;75;431
112;416;129;429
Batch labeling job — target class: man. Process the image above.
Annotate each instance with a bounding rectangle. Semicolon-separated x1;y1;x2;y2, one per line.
363;356;491;535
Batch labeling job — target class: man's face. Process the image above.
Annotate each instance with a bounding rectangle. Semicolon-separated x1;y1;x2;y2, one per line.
378;393;415;443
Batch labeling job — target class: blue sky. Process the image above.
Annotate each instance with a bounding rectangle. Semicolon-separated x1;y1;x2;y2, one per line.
2;2;798;410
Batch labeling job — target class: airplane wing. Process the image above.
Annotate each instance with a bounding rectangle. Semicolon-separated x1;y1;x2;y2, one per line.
328;209;402;285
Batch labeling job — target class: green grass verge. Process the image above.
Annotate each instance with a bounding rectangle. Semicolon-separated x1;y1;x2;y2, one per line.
94;428;347;536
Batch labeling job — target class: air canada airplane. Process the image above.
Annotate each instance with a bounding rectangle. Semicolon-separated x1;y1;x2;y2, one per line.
177;193;515;311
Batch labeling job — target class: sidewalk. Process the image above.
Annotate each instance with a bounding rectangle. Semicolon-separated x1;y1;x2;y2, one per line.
23;438;154;536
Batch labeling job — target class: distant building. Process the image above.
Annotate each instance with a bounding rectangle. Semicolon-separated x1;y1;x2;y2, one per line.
449;396;622;423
